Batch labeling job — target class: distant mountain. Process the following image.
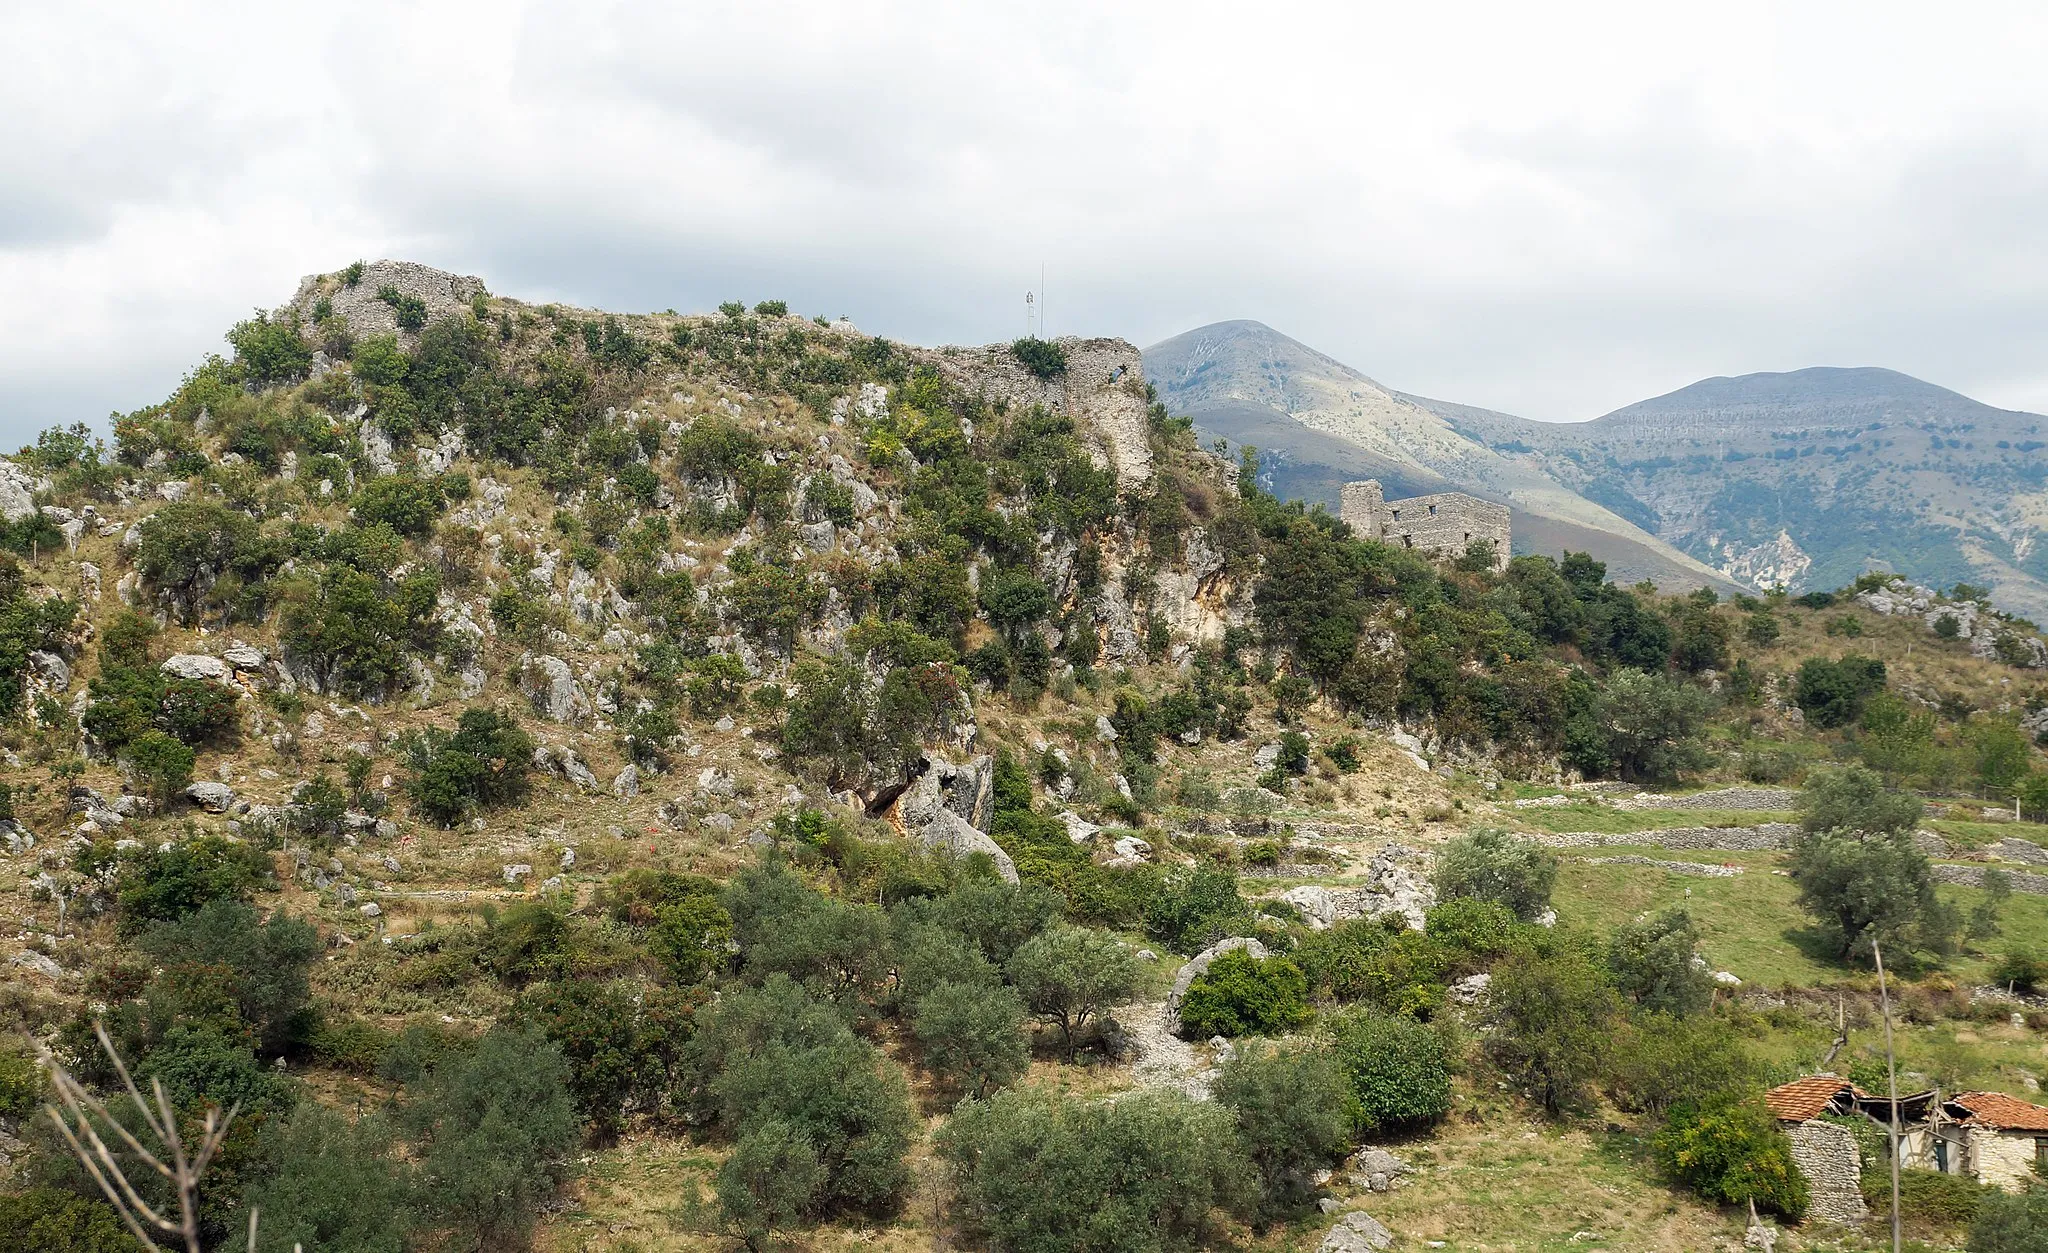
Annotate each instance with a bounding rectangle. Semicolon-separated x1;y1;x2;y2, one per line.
1415;367;2048;619
1142;322;1740;592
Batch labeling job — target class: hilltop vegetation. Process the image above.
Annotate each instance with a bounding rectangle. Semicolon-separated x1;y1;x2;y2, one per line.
1;263;2046;1250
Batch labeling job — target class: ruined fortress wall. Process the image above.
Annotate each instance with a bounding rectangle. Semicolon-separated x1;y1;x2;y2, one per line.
1340;480;1510;570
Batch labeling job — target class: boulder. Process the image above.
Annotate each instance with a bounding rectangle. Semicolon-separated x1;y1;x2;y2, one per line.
183;781;236;813
612;764;640;799
898;755;996;834
1058;810;1101;843
28;650;69;690
1320;1211;1394;1253
532;743;598;790
915;807;1020;884
161;654;234;683
0;459;41;522
502;863;532;885
10;951;62;981
221;645;268;670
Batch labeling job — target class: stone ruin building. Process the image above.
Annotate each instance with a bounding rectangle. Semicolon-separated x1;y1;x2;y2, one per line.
1339;480;1510;572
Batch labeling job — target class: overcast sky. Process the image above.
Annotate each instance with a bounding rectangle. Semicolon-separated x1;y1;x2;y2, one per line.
7;1;2048;447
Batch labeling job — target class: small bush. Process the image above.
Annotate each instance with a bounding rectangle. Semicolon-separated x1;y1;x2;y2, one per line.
1971;1188;2048;1252
1324;1008;1451;1134
117;835;271;929
1991;949;2045;993
377;284;429;331
1176;950;1311;1039
1434;828;1558;921
1009;337;1068;379
1653;1098;1808;1220
1873;1167;1997;1227
0;1189;140;1253
1214;1045;1355;1222
404;707;535;826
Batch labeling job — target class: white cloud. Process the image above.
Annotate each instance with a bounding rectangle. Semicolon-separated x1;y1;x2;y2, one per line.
9;0;2048;443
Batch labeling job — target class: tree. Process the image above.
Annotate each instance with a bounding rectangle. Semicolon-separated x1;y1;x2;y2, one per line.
937;1087;1253;1253
1788;826;1959;963
404;707;534;826
242;1105;412;1253
1794;654;1887;729
117;836;270;930
910;980;1029;1098
226;310;312;386
124;731;194;810
1860;693;1937;784
1144;864;1251;954
717;1120;828;1251
402;1025;580;1252
1484;949;1622;1115
138;900;320;1055
1434;828;1557;922
1607;908;1714;1017
1213;1046;1355;1223
1006;926;1140;1058
1324;1008;1451;1133
1596;668;1712;782
1654;1098;1808;1220
1175;950;1311;1039
1800;764;1923;836
511;980;697;1137
1969;718;2034;802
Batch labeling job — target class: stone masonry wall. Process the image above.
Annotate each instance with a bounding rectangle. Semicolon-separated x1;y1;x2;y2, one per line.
1968;1127;2042;1192
933;338;1154;492
1339;479;1509;571
288;260;486;341
1787;1120;1869;1225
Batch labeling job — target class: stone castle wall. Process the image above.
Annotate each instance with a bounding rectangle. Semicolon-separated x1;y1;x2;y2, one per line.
1339;479;1509;571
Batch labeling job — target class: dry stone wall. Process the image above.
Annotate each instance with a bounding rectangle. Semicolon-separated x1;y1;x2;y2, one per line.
1786;1120;1869;1224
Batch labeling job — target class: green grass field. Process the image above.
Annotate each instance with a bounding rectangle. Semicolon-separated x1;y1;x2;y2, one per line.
1553;848;2048;990
1513;806;1797;835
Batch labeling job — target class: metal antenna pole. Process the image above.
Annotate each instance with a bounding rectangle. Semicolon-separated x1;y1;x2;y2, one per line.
1873;935;1902;1253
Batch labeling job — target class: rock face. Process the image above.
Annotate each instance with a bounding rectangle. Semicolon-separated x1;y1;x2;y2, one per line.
0;458;43;522
893;754;1015;881
932;338;1154;491
521;654;592;723
1165;937;1268;1034
1786;1120;1868;1225
532;744;598;790
288;260;486;341
1319;1210;1394;1253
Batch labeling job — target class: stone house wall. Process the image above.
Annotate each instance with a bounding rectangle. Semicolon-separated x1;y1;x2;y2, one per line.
1786;1120;1869;1224
1968;1127;2043;1192
1338;479;1509;571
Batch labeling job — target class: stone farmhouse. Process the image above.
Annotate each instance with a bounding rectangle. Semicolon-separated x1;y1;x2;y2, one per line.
1338;480;1510;572
1765;1075;2048;1214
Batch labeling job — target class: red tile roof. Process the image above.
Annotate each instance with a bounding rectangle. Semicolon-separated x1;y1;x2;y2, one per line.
1765;1076;1859;1122
1951;1092;2048;1133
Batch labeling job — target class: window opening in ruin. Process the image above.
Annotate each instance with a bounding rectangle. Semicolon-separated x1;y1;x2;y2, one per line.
1428;504;1437;515
1401;535;1413;548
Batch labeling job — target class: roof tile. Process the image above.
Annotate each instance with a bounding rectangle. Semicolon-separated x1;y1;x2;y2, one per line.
1951;1092;2048;1133
1765;1076;1858;1122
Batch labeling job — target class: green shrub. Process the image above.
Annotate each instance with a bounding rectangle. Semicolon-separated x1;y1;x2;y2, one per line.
911;980;1029;1098
1653;1097;1807;1220
0;1046;41;1122
376;284;428;331
1176;950;1311;1039
1607;908;1714;1016
242;1103;413;1253
402;1024;580;1251
1874;1167;1999;1227
226;310;312;385
1788;825;1959;963
1604;1012;1757;1115
718;1119;827;1250
403;707;535;826
1484;948;1622;1115
117;835;270;929
0;558;78;719
1794;654;1888;728
0;1189;141;1253
511;980;698;1136
1424;898;1526;974
352;473;447;536
137;1023;296;1115
1971;1188;2048;1252
1145;864;1252;954
307;1016;391;1074
1325;1008;1451;1134
1801;764;1924;835
937;1087;1252;1252
1434;827;1558;922
1213;1045;1355;1222
138;900;319;1054
1009;337;1068;379
753;299;789;316
1991;949;2046;993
